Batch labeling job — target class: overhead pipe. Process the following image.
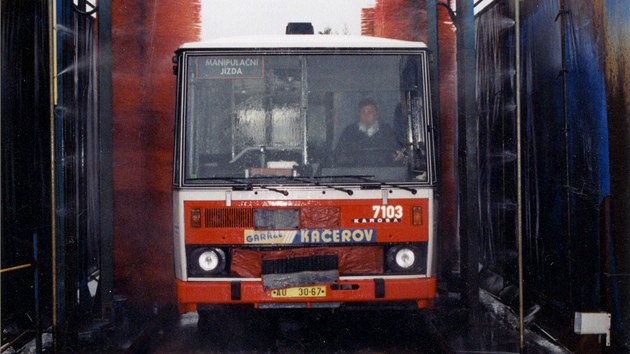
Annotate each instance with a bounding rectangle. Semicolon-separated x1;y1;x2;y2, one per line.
0;263;31;273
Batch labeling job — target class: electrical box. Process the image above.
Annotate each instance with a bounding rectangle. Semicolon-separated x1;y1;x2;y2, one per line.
574;312;611;346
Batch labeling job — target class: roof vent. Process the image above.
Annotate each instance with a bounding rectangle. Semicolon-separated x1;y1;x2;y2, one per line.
286;22;314;35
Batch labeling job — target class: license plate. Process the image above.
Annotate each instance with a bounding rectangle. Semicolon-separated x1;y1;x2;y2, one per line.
270;286;327;298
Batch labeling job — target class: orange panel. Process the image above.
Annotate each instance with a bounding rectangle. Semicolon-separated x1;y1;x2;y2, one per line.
184;198;429;245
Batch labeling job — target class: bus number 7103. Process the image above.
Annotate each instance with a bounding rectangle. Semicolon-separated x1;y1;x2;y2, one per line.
373;205;403;219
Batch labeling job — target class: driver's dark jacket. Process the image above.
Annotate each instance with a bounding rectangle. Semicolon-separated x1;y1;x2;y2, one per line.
334;123;400;166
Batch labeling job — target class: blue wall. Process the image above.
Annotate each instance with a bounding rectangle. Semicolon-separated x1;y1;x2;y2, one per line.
476;0;610;311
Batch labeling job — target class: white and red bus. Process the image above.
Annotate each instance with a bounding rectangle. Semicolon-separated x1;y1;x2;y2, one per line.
172;31;437;316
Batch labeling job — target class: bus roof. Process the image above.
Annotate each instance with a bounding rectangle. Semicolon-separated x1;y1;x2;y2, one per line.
178;35;428;51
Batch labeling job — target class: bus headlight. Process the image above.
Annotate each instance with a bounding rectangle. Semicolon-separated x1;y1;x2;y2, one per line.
189;247;226;276
395;248;415;269
386;245;424;273
199;249;222;271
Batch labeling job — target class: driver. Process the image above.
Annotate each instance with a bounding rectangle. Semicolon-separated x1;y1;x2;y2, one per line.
334;98;403;166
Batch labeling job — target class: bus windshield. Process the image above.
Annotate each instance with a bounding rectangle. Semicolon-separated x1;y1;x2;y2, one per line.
181;53;432;185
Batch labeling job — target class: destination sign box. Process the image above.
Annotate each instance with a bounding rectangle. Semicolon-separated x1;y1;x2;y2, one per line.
195;56;264;79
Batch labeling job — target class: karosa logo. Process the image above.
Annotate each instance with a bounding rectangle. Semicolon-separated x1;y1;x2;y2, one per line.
244;229;376;244
353;218;401;223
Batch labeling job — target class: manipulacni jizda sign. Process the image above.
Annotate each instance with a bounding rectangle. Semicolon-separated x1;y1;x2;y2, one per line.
196;56;264;79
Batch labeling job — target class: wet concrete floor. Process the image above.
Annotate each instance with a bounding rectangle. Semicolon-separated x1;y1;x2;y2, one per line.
65;289;576;353
148;308;446;353
15;289;613;353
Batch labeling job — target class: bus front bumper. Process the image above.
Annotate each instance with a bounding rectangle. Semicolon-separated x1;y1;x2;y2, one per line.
176;276;436;313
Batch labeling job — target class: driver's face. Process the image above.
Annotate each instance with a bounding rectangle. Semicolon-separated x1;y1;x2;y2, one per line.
359;104;378;128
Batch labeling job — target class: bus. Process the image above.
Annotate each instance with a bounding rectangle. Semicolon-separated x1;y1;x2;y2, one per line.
172;30;437;317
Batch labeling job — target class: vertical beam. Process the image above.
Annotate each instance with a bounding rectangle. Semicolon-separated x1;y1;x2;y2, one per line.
455;0;479;321
48;0;58;351
98;0;114;318
76;0;89;315
515;0;524;348
426;0;441;172
54;0;74;348
33;233;42;353
558;0;573;305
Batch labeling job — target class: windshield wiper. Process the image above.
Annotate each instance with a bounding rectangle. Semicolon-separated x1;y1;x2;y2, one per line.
291;176;354;195
187;177;289;196
342;175;418;195
258;185;289;196
188;175;415;195
189;176;252;189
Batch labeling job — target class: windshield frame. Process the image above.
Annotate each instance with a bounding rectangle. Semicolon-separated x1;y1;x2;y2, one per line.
173;47;435;188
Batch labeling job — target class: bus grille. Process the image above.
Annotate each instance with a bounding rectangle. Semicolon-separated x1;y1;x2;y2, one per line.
231;247;384;278
204;208;254;228
261;255;339;275
201;207;340;229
